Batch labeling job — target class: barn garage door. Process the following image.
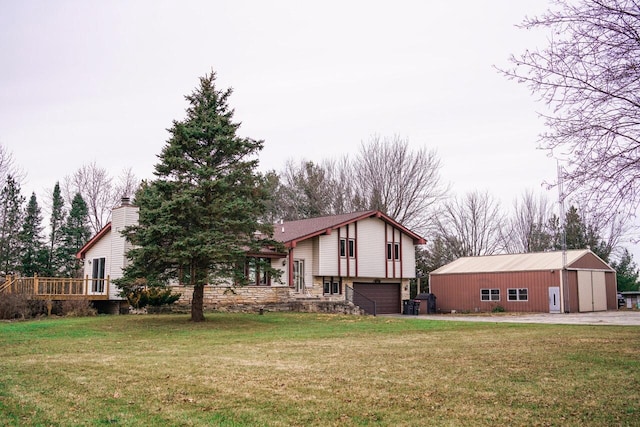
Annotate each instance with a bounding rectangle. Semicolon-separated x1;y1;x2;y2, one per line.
577;270;607;312
353;283;401;314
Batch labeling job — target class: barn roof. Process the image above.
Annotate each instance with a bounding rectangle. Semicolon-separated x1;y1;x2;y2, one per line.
430;249;613;275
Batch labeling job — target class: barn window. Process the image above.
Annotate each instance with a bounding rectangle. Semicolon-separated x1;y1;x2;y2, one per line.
481;288;500;301
508;288;528;301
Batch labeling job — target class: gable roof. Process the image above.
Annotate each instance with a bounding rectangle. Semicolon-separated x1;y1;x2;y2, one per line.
76;222;111;259
430;249;614;275
274;210;426;247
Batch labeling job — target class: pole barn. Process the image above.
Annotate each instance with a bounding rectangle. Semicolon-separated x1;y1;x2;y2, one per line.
429;250;616;314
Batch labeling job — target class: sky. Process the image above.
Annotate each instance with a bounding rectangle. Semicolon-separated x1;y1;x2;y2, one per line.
1;1;635;257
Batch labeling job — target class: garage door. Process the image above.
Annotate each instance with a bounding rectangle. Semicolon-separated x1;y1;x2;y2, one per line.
353;283;401;314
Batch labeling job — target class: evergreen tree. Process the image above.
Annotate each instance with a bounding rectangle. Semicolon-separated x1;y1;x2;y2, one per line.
59;193;91;278
0;175;25;275
564;206;587;250
611;249;640;292
19;193;46;276
46;182;66;276
121;71;277;322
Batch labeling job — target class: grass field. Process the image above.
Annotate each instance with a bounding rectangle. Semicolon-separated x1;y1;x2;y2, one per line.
0;313;639;426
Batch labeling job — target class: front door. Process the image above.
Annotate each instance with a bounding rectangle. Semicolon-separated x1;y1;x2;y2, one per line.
293;259;305;293
548;286;560;313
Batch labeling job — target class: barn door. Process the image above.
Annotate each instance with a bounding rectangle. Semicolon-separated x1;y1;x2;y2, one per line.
548;287;560;313
578;270;607;312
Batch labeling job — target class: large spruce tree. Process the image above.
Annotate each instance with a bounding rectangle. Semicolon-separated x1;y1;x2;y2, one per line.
0;175;25;275
59;193;91;278
122;71;275;322
19;193;46;276
46;182;66;276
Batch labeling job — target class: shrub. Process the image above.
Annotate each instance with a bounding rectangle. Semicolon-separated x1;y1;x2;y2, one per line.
492;305;506;313
60;300;97;317
118;278;181;308
0;294;30;319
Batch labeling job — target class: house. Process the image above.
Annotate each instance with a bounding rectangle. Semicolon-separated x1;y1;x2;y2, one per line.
76;197;139;313
76;199;426;314
429;250;617;314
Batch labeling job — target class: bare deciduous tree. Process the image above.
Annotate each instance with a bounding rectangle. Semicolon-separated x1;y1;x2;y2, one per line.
352;136;448;233
434;191;505;257
500;0;640;219
62;162;139;235
504;190;555;253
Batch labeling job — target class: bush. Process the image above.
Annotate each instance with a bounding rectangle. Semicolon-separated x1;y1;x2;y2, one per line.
0;294;31;319
60;300;97;317
492;305;506;313
119;278;181;309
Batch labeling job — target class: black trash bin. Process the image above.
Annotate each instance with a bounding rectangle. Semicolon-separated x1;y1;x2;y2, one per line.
412;300;421;315
402;299;411;315
427;293;437;314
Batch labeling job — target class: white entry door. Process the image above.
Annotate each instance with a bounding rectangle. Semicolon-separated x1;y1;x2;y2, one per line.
548;287;561;313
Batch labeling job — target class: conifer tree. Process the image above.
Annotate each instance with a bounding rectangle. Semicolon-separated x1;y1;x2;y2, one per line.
59;193;91;278
0;175;25;275
121;71;277;322
46;182;66;276
19;193;46;276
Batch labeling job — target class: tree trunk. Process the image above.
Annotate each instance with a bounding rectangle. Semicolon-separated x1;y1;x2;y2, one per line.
191;283;205;322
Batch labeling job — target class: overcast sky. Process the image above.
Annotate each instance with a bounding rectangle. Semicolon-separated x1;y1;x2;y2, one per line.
2;1;633;256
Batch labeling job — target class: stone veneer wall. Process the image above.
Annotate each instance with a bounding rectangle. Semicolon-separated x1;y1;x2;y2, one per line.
171;285;364;315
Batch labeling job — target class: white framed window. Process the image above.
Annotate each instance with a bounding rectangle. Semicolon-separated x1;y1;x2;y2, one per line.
508;288;528;301
92;257;106;293
348;239;355;258
481;288;500;301
293;259;305;293
323;279;341;295
386;242;400;260
246;257;271;286
339;238;347;258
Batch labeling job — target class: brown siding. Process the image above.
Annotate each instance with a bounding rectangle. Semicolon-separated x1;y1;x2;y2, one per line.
430;271;562;313
568;252;611;270
565;271;579;313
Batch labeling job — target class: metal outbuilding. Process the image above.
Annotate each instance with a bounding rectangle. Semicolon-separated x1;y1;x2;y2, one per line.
429;249;617;313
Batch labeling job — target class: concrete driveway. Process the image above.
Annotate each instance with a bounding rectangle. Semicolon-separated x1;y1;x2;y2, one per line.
396;310;640;326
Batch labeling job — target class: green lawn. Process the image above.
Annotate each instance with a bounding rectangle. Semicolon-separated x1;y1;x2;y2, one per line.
0;313;638;426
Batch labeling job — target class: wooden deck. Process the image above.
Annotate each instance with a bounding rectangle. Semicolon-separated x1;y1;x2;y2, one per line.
0;275;110;300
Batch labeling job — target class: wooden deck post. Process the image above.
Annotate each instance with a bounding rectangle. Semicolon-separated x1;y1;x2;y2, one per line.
34;273;39;295
106;275;110;299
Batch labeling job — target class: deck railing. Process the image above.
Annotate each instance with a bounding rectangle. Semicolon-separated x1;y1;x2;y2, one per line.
0;275;110;300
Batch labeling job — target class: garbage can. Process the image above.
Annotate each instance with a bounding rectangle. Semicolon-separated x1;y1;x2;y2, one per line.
402;299;411;315
412;300;421;315
427;293;437;314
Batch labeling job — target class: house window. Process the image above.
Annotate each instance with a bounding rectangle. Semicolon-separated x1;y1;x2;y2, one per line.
339;238;347;258
246;257;271;286
387;242;400;260
348;239;355;258
323;279;341;295
92;257;106;293
481;288;500;301
293;259;305;292
508;288;528;301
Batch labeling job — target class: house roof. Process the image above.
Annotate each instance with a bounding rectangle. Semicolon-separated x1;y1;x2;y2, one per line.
430;249;613;275
76;222;111;259
274;210;426;247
